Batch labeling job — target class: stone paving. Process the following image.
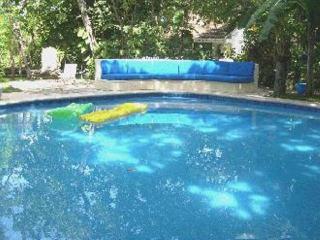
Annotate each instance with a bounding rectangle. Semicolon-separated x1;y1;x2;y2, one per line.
0;79;103;104
1;79;320;110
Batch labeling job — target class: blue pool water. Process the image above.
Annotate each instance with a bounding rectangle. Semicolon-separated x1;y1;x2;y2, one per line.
0;95;320;239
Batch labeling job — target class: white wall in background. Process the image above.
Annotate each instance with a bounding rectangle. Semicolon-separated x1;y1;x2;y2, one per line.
226;29;245;56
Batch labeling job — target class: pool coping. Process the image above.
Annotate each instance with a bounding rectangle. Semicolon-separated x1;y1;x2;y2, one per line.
1;90;320;112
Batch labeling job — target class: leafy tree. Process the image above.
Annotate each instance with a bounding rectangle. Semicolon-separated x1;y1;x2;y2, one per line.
1;0;32;78
77;0;97;54
0;0;319;95
246;0;320;95
0;13;16;77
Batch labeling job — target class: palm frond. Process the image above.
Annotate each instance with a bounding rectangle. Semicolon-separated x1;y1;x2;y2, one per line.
259;0;288;40
246;0;279;28
293;0;320;26
294;0;307;12
237;7;258;28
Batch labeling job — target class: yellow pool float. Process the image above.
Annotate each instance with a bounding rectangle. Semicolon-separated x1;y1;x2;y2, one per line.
80;102;148;124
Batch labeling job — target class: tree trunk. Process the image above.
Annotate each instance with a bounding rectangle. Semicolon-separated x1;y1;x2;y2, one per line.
18;58;22;76
12;21;31;79
273;31;290;97
77;0;97;54
306;24;316;96
9;45;15;78
274;59;288;96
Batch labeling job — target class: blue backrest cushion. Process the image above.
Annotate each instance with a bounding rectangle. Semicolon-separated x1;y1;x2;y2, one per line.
178;60;203;74
179;60;230;75
127;60;178;75
201;61;229;75
101;59;127;74
227;61;255;76
153;60;179;75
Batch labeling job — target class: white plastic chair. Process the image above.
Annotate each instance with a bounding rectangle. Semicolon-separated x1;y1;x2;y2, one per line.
61;64;77;82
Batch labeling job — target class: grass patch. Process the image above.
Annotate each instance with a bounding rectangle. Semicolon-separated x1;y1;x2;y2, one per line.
0;78;9;83
1;84;22;93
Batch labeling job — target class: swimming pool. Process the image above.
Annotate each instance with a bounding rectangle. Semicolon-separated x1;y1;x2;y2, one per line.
1;94;320;239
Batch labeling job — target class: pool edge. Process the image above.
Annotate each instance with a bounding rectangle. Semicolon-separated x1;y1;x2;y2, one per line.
1;91;320;113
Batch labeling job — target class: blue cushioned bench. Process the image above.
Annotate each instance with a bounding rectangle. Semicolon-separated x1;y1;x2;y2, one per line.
99;59;255;83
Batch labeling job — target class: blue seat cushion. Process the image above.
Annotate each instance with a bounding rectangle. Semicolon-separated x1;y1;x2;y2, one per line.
102;74;181;80
178;74;197;80
103;73;252;82
101;74;129;80
196;74;253;83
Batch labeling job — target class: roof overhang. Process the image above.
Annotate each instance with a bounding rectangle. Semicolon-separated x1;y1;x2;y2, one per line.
193;38;225;44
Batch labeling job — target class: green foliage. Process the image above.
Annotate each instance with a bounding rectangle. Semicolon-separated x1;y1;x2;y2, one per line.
0;13;15;77
244;0;320;95
0;0;319;95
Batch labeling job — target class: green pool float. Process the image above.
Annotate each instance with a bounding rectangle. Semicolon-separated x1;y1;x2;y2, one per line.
47;103;94;120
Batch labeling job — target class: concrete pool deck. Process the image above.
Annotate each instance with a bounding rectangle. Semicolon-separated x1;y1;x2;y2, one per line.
1;79;320;110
